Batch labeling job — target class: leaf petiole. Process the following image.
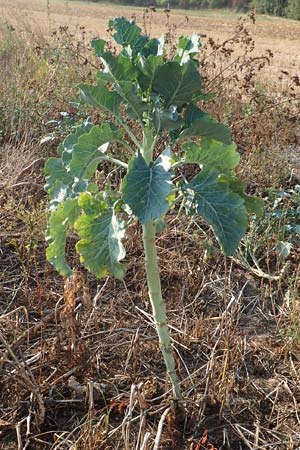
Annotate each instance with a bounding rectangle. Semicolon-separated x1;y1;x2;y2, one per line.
90;155;128;170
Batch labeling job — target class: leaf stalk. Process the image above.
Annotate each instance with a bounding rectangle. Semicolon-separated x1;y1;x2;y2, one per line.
142;220;182;401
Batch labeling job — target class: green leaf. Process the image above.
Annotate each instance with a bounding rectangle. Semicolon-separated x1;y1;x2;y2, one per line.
91;38;106;57
98;52;138;83
45;158;73;192
79;81;122;117
109;17;161;58
117;81;150;121
44;158;74;205
122;151;173;224
46;198;80;276
69;123;124;179
184;167;248;255
219;175;264;216
142;37;163;58
60;118;93;165
74;193;126;279
175;34;200;65
109;17;147;57
93;52;149;121
152;61;201;107
183;138;239;172
137;54;164;92
180;105;232;144
154;105;184;131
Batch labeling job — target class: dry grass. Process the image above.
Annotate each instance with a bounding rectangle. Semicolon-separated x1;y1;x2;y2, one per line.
1;2;300;449
1;0;300;81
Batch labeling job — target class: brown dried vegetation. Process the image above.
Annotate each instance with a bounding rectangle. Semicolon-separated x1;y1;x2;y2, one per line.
1;3;300;449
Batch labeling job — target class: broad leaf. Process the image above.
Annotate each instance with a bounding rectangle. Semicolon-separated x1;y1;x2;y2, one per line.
93;54;149;121
117;81;150;121
152;60;201;107
99;52;138;83
79;81;122;117
109;17;161;58
122;152;173;224
46;198;80;276
109;17;147;55
184;167;248;255
75;193;126;279
69;124;124;179
219;175;264;216
59;118;93;165
91;38;106;57
137;54;164;92
180;105;231;144
183;138;239;172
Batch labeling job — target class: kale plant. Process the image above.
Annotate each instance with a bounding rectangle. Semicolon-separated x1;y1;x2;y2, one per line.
45;17;262;400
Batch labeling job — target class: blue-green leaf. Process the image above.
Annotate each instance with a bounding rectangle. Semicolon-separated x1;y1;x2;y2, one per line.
180;104;232;144
75;193;126;279
152;61;201;107
79;81;122;117
59;118;93;165
46;198;80;276
44;158;74;206
98;52;138;83
91;38;106;57
109;16;148;57
117;81;150;121
154;106;184;131
69;123;124;179
184;167;248;255
122;152;173;224
183;138;239;172
109;17;161;58
137;54;164;92
218;175;264;216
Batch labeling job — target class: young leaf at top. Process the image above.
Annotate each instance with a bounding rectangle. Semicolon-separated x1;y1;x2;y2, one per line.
137;54;164;92
122;151;173;224
183;167;248;255
152;60;202;107
175;34;200;65
109;16;148;56
94;49;149;122
109;16;161;58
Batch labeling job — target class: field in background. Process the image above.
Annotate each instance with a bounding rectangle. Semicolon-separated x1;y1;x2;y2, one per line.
1;1;300;449
1;0;300;80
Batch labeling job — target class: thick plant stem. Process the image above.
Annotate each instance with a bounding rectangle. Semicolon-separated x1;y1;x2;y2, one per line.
142;220;182;401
